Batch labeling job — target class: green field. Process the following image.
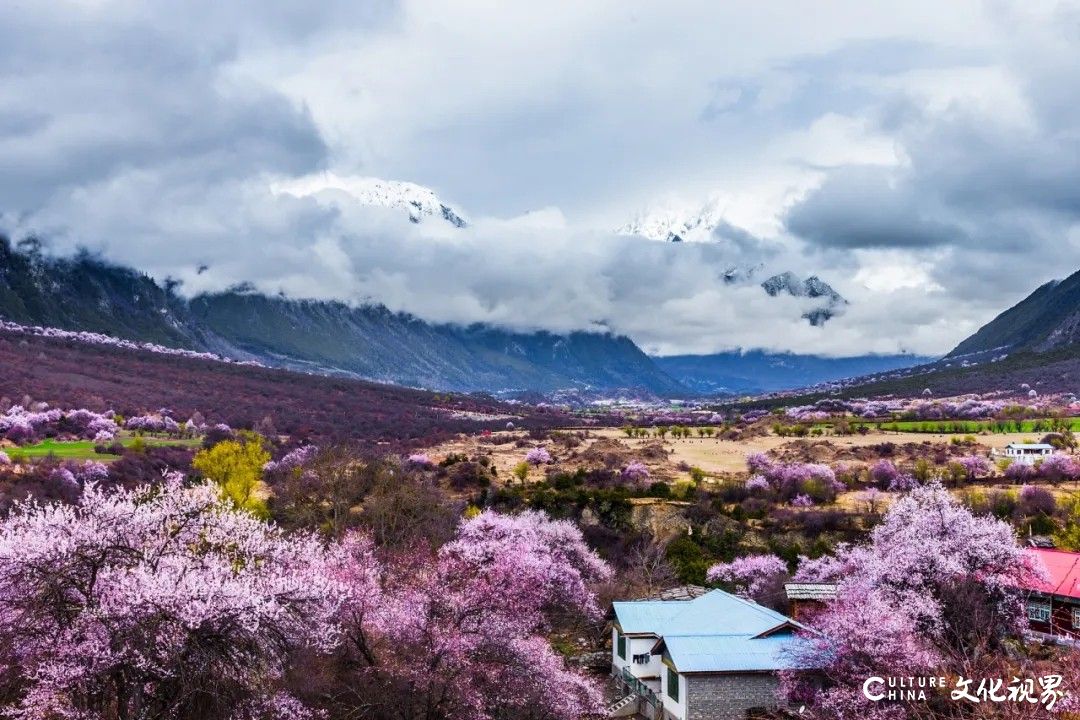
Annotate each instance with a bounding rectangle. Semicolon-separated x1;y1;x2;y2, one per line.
877;418;1080;434
798;417;1080;436
6;434;204;462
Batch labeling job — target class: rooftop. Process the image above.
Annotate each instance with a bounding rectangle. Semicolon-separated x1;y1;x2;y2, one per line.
613;588;794;637
613;589;812;673
1006;443;1055;450
1027;548;1080;600
784;582;839;601
654;634;813;673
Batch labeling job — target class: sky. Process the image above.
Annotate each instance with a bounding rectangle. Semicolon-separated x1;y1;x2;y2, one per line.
2;0;1079;357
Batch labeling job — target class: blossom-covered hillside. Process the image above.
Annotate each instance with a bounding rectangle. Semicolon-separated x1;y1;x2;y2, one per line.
0;321;561;450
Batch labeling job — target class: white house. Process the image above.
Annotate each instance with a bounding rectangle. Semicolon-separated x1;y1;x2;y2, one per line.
609;589;812;720
999;443;1055;466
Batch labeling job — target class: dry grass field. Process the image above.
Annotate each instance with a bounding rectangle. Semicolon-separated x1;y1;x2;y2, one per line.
589;428;1053;475
425;427;1061;482
420;426;1080;516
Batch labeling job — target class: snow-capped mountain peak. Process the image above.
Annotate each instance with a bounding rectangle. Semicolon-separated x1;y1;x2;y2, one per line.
615;196;728;242
618;196;848;325
271;173;467;228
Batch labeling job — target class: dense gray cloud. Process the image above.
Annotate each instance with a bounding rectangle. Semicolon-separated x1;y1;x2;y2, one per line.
1;1;1078;358
785;167;965;249
710;220;767;253
782;2;1080;311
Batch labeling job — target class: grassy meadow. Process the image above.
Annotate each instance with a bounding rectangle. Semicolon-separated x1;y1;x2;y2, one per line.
6;434;204;462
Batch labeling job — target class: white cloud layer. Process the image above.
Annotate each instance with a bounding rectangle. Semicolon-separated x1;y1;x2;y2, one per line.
1;0;1079;358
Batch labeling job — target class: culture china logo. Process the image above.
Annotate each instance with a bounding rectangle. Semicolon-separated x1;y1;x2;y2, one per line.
863;675;1067;710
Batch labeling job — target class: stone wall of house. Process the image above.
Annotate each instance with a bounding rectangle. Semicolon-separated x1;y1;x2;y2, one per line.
685;673;780;720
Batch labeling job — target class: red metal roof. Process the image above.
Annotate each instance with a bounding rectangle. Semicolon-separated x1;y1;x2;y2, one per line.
1027;549;1080;600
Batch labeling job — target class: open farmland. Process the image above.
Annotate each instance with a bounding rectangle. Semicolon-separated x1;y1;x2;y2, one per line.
585;427;1052;474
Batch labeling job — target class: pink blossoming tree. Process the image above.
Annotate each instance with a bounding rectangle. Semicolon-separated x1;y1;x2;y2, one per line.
1038;453;1079;484
331;509;612;720
0;476;348;720
525;446;552;465
957;454;991;480
869;458;899;487
0;478;612;720
706;554;787;599
621;461;650;483
785;482;1045;718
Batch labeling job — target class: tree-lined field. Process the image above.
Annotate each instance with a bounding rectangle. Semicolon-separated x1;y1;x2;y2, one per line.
877;417;1080;434
5;434;204;462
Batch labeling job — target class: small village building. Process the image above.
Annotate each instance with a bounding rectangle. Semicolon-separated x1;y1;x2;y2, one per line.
1023;548;1080;642
610;589;812;720
999;443;1055;465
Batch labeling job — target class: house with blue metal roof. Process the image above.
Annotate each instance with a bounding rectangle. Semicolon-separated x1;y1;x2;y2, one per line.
609;588;813;720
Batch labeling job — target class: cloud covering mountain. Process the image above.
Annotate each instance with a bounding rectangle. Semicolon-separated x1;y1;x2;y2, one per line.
1;1;1079;358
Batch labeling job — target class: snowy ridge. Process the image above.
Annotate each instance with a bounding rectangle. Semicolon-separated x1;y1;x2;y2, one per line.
615;196;728;242
272;174;467;227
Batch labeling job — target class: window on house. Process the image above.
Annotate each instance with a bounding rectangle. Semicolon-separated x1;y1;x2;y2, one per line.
667;668;679;702
616;633;626;660
1028;601;1052;622
1072;607;1080;629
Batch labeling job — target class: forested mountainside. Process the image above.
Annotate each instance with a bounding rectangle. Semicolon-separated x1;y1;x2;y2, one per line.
187;292;685;394
948;267;1080;359
738;269;1080;405
0;237;683;395
0;238;193;346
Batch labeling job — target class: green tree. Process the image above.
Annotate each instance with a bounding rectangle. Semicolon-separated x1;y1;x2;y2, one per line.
1055;494;1080;551
512;461;530;484
192;431;271;518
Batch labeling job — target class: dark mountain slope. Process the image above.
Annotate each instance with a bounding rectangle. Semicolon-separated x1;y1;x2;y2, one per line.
948;269;1080;358
0;238;684;395
753;270;1080;406
187;292;685;394
749;345;1080;409
0;237;193;346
